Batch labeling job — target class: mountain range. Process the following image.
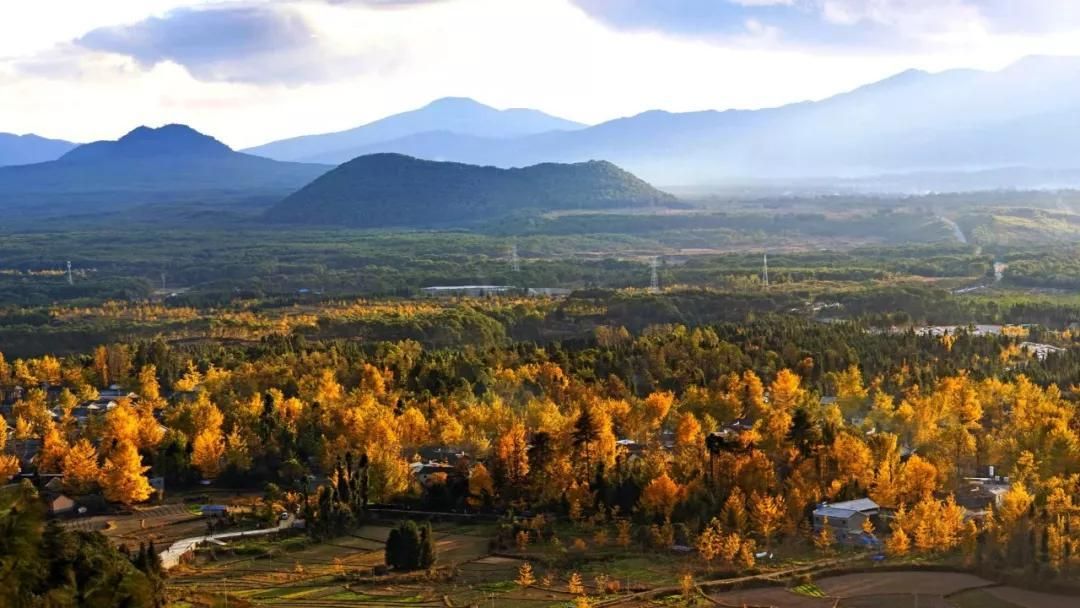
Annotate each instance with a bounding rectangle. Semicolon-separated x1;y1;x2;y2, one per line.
265;153;679;228
243;97;584;164
0;125;329;219
8;56;1080;190
0;133;77;166
247;55;1080;187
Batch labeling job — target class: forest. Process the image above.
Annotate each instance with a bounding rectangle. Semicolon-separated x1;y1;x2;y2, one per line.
4;305;1080;605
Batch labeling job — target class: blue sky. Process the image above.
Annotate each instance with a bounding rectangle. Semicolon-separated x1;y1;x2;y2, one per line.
2;0;1079;147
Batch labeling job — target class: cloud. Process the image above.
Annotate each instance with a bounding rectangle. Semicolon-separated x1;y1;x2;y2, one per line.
570;0;1080;49
72;3;385;84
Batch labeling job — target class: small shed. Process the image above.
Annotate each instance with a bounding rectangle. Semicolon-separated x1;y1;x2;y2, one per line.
48;494;76;515
200;505;229;518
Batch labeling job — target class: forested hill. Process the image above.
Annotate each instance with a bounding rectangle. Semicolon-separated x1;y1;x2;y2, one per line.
264;153;681;228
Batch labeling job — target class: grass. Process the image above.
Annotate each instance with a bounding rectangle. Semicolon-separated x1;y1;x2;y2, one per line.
792;583;826;597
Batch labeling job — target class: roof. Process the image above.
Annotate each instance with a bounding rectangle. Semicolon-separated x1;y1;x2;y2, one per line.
814;506;864;520
827;498;879;513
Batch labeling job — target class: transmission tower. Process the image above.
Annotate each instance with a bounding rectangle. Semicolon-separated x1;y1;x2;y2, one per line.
762;252;769;288
66;261;73;285
510;243;520;273
649;257;660;293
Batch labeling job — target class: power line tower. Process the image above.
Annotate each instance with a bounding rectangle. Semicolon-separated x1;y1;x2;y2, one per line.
762;252;769;288
66;261;73;285
510;243;520;273
649;256;660;293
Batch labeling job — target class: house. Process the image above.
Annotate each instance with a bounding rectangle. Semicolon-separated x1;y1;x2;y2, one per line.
813;498;880;543
43;476;64;492
414;446;469;466
410;462;456;487
47;493;76;516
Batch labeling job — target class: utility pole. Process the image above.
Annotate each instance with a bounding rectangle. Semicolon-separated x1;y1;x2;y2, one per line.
650;257;660;293
762;252;769;288
510;243;520;273
66;261;73;285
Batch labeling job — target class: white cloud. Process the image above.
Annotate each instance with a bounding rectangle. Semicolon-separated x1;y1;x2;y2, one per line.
2;0;1080;148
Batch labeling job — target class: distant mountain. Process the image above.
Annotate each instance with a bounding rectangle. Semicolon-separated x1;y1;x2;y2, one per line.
0;124;330;219
280;56;1080;189
0;133;77;166
243;97;585;164
265;153;679;228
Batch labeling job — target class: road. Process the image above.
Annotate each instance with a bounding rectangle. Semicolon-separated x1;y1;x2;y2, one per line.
160;514;297;570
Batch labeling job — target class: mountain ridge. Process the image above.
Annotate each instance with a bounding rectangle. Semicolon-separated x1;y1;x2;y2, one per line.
0;125;330;219
0;132;78;167
244;97;586;163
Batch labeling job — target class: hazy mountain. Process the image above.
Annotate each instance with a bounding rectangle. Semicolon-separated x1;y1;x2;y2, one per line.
243;97;585;164
285;56;1080;188
0;133;77;166
0;124;330;219
265;153;679;228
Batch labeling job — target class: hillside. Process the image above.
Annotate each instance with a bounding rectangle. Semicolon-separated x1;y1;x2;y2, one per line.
244;97;584;164
0;132;77;166
0;124;330;219
265;153;679;228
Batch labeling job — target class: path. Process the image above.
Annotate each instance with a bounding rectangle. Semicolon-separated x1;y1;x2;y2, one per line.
160;514;296;569
596;553;869;607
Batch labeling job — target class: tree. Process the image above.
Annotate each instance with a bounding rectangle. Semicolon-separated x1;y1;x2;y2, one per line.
225;428;252;472
896;455;937;505
572;406;600;478
62;439;101;495
750;492;785;549
103;400;141;449
887;526;911;557
0;482;164;606
419;522;436;568
643;391;675;432
494;422;530;489
0;454;19;483
191;428;226;479
36;423;68;474
101;442;152;505
640;473;684;520
385;521;432;571
516;562;536;587
568;571;585;595
467;463;495;509
814;518;835;555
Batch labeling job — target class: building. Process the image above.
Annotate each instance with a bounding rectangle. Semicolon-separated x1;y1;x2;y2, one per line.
420;285;512;298
47;494;76;516
200;505;229;518
826;498;880;517
410;462;457;487
813;498;881;544
526;287;573;297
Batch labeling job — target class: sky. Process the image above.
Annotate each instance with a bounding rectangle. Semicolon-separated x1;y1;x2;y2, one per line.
3;0;1080;148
